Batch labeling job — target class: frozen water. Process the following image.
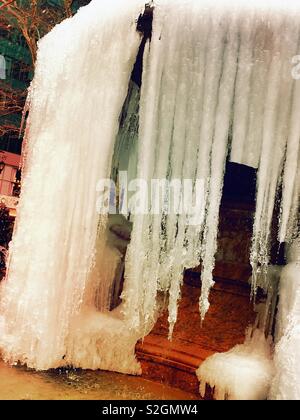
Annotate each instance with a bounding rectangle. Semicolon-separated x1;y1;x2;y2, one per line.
122;0;240;333
275;240;300;343
123;0;300;332
226;2;300;293
0;0;145;370
66;304;149;375
197;329;275;400
111;81;140;190
269;238;300;400
0;0;299;386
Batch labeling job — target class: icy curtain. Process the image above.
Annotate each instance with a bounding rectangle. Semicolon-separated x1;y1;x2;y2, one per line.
0;0;144;370
122;0;300;331
270;239;300;400
1;0;300;373
228;2;300;291
122;0;240;330
111;81;140;186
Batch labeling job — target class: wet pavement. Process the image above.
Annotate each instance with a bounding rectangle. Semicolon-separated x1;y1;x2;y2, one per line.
0;361;197;400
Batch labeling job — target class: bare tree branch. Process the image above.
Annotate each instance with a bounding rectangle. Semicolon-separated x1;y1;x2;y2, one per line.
0;1;16;11
0;1;90;139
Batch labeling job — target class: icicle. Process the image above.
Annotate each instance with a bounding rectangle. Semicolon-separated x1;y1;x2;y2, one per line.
111;81;140;186
122;15;165;330
199;7;239;319
279;55;300;243
250;12;300;293
123;0;239;329
230;10;256;166
284;153;300;240
124;0;300;330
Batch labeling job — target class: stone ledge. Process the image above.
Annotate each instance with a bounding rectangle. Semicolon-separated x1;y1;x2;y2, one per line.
135;280;256;397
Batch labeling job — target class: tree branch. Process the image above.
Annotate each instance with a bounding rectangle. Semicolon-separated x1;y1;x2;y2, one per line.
0;1;16;11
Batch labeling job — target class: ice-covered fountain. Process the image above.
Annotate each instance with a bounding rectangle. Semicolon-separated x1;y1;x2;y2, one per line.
0;0;299;400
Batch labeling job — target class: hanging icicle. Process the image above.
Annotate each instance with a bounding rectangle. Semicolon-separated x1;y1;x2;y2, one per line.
247;11;300;293
122;0;300;330
122;0;241;331
226;2;300;294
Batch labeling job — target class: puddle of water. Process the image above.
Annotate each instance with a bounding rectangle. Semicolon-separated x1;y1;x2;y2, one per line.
0;361;197;400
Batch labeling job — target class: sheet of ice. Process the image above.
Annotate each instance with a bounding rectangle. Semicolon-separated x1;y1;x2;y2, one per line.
197;329;275;400
123;0;300;331
270;324;300;400
280;149;300;244
1;0;300;376
251;265;282;336
65;304;149;375
275;239;300;343
227;3;300;293
269;238;300;400
0;0;144;370
111;81;140;188
122;0;240;333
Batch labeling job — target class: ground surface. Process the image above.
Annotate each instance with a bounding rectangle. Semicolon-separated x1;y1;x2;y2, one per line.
0;361;196;400
0;279;255;400
137;279;256;394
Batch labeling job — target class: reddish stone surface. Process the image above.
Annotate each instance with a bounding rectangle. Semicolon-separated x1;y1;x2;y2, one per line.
136;279;256;397
135;202;258;397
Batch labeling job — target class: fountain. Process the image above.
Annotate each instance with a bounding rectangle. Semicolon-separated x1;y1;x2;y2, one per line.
0;0;299;400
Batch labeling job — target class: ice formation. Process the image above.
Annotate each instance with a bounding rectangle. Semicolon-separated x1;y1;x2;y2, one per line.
225;1;300;293
197;329;275;400
0;0;145;371
0;54;6;80
111;81;140;189
123;0;300;331
122;0;244;332
275;240;300;344
196;239;300;401
0;0;299;390
269;238;300;400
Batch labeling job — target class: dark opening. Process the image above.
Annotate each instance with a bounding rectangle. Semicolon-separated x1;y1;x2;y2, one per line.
131;3;154;87
222;161;257;206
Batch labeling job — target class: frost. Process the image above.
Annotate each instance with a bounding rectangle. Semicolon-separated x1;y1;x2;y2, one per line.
197;329;275;400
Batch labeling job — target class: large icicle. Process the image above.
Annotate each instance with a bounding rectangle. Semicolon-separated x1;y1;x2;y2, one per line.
198;8;239;319
250;11;300;291
124;0;300;330
230;9;257;167
0;0;144;370
224;2;300;293
228;3;300;293
122;0;240;330
279;83;300;244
